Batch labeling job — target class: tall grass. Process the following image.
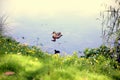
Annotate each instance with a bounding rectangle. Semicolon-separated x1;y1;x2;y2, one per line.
0;15;8;35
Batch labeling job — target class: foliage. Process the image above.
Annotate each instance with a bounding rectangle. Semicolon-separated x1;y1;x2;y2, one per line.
0;35;45;58
100;0;120;59
0;35;120;80
84;45;112;58
101;0;120;43
83;45;120;70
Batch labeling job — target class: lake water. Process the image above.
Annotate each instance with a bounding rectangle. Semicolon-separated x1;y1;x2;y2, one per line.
1;0;105;55
8;16;102;55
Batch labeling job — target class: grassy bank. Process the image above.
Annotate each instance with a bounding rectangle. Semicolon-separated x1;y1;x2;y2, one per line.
0;35;120;80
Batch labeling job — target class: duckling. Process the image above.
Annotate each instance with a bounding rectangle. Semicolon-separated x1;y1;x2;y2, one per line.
54;50;60;54
52;31;63;42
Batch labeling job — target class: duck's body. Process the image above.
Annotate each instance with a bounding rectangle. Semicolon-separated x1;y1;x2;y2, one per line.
52;32;62;42
54;50;60;54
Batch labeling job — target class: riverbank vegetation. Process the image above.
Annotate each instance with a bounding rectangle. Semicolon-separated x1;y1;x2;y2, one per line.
0;0;120;80
0;35;120;80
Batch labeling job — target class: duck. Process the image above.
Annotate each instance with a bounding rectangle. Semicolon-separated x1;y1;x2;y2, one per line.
54;50;60;54
52;31;63;42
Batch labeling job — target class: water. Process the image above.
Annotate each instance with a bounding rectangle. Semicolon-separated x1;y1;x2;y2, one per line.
8;16;102;54
1;0;105;55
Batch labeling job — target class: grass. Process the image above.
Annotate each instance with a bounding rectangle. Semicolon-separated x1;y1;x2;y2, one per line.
0;35;120;80
0;54;115;80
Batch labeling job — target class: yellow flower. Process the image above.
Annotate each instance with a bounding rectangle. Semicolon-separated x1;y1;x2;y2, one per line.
35;58;38;61
28;50;35;54
80;58;84;60
17;52;21;55
66;57;71;61
96;60;99;63
32;51;35;54
53;54;59;58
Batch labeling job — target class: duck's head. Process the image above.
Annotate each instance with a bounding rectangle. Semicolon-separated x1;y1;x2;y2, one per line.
52;31;56;34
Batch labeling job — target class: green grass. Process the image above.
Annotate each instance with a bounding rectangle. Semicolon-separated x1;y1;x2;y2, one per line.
0;35;120;80
0;54;115;80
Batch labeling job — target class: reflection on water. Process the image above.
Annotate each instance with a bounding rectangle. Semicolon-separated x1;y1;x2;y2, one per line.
9;16;102;55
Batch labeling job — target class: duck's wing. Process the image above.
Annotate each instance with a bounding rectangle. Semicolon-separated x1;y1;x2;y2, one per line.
57;32;61;35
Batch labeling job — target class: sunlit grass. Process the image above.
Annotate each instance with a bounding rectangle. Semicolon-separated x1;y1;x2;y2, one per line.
0;35;120;80
0;54;114;80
